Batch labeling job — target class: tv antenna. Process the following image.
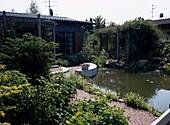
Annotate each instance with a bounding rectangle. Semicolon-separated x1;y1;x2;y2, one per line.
44;0;56;16
151;4;157;19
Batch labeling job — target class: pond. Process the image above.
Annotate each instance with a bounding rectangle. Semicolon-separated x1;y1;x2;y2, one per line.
92;68;170;112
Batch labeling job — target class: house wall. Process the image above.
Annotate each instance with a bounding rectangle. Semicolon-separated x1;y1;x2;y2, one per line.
157;24;170;37
152;19;170;37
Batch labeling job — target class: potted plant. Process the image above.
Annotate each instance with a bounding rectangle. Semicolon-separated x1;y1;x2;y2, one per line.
82;63;90;70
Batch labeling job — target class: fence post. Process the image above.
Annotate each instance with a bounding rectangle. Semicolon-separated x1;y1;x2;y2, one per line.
37;14;41;37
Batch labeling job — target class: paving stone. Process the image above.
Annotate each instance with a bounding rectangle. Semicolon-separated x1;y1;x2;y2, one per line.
76;89;157;125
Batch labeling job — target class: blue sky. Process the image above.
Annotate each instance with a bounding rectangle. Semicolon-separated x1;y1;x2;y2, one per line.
0;0;170;24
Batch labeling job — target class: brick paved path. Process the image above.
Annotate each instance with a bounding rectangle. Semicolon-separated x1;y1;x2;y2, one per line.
76;89;157;125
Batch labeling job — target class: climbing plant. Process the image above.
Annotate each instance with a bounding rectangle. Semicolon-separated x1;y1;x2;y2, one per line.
121;18;164;62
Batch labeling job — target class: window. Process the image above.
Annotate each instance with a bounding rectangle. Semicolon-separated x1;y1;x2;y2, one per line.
65;33;74;54
56;32;74;54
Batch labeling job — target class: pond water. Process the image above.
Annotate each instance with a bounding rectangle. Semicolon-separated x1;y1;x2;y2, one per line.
92;68;170;112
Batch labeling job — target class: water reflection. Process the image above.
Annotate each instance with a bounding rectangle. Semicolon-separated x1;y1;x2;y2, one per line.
93;68;170;111
148;89;170;112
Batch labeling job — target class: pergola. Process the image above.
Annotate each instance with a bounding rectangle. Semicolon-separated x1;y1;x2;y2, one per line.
99;29;130;62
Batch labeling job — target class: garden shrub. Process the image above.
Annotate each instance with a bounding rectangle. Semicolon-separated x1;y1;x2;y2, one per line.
121;18;164;62
162;42;170;63
65;98;128;125
69;74;90;90
124;92;162;116
124;92;148;110
91;49;108;68
55;58;69;67
6;73;77;125
0;33;54;83
164;63;170;74
162;41;170;73
105;90;119;101
0;64;30;125
0;70;28;86
81;35;100;61
0;84;30;125
93;55;107;68
60;53;84;66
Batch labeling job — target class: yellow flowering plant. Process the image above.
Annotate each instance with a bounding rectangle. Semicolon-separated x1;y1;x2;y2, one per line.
0;64;30;125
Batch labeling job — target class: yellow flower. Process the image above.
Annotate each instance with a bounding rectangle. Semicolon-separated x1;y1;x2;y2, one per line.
11;86;17;90
21;83;30;87
71;116;76;120
75;111;82;117
4;92;10;97
0;64;6;70
1;122;11;125
2;74;8;82
12;90;23;94
66;120;71;125
0;111;5;117
1;86;11;90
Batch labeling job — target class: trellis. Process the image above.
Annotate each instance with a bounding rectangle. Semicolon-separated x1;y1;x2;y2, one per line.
99;30;130;62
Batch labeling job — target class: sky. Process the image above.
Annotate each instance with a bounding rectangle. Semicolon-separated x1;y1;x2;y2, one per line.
0;0;170;24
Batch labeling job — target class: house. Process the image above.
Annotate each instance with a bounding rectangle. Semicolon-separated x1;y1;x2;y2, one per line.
0;11;93;54
152;18;170;37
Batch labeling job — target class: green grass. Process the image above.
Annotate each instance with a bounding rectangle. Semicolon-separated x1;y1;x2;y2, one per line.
124;92;162;116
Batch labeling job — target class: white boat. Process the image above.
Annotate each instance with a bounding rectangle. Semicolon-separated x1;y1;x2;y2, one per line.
76;63;97;78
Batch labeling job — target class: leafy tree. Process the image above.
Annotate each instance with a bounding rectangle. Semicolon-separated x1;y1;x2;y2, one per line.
81;34;100;61
28;0;39;14
0;33;53;83
108;21;116;27
121;18;164;62
95;26;116;35
93;15;106;29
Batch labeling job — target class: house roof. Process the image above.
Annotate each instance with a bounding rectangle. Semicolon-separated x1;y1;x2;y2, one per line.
152;18;170;25
0;11;92;24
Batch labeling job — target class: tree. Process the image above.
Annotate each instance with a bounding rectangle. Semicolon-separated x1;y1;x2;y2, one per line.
121;18;164;62
28;0;39;14
108;21;116;27
93;15;106;29
81;34;100;61
0;33;53;83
